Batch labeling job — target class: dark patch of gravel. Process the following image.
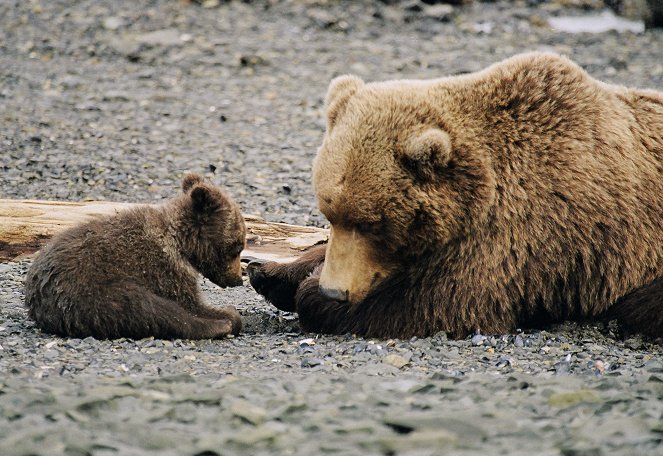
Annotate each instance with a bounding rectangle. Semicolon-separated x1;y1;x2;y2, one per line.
1;1;663;455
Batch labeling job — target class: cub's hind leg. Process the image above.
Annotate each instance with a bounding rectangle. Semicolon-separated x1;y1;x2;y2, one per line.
190;303;243;335
30;281;238;340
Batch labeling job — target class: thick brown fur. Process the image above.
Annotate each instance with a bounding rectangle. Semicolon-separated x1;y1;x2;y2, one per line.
249;52;663;340
25;173;246;340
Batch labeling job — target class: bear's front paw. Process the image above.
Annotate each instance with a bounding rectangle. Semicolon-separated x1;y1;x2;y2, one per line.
247;260;299;312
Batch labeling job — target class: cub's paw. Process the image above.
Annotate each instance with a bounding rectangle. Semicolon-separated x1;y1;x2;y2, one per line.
247;260;299;312
210;313;242;338
220;305;243;335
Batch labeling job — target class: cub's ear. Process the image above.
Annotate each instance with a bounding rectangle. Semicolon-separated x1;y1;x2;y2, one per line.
401;128;452;180
325;75;364;130
190;185;221;215
182;173;205;193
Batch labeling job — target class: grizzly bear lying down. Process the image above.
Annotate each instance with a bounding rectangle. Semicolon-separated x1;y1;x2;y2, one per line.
249;52;663;340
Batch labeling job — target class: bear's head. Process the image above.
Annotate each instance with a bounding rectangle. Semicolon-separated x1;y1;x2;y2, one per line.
313;75;495;303
179;173;246;288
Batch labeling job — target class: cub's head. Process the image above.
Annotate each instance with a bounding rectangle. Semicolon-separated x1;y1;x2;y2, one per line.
314;75;495;304
179;173;246;288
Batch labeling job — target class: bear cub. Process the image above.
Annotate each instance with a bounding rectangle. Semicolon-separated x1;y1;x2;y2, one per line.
25;173;246;340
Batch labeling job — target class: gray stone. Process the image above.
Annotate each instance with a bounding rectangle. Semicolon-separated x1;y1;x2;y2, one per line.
103;17;126;31
136;29;184;47
383;354;409;369
230;400;267;425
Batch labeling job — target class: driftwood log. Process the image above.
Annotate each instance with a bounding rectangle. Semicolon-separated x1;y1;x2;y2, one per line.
0;199;328;264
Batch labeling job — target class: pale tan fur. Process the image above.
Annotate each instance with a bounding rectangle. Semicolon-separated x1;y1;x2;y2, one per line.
319;225;393;303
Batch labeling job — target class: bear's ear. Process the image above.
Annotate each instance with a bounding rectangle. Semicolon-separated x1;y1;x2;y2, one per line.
182;173;205;193
190;185;221;215
325;75;364;129
401;129;452;180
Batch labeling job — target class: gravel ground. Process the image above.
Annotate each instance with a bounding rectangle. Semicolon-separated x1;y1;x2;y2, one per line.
1;1;663;455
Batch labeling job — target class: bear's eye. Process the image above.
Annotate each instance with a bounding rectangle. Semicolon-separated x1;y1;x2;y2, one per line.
355;222;377;235
230;242;244;257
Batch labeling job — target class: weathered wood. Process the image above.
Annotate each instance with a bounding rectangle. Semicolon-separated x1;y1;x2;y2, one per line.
0;199;328;263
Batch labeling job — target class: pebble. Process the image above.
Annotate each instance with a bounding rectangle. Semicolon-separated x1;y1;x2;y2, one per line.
378;429;457;453
547;389;601;408
644;359;663;372
471;334;486;346
514;335;525;347
301;357;323;368
423;4;454;21
103;16;125;31
383;354;409;369
135;29;185;47
230;400;267;426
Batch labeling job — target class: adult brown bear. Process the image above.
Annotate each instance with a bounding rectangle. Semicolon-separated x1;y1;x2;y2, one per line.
249;52;663;340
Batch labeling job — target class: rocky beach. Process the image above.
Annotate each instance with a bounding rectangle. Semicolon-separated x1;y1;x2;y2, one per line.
1;1;662;454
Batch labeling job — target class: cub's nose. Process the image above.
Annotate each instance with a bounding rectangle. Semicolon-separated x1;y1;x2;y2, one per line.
246;259;266;281
319;285;348;302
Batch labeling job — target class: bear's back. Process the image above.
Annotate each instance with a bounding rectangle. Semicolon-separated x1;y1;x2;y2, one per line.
25;205;196;313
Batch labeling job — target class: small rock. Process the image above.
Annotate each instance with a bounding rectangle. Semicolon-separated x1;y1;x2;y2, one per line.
644;359;663;373
590;359;604;374
547;389;601;408
103;17;125;31
383;354;409;369
514;335;525;347
423;4;454;21
378;429;457;453
107;37;141;58
353;342;368;354
201;0;220;8
471;334;486;346
136;29;185;47
102;91;133;102
231;400;267;425
403;0;423;13
554;353;572;375
228;423;282;445
307;9;339;29
298;338;315;346
301;357;323;368
43;349;59;360
239;54;269;67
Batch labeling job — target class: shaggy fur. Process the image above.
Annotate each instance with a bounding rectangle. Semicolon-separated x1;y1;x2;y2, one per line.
25;174;246;339
249;52;663;340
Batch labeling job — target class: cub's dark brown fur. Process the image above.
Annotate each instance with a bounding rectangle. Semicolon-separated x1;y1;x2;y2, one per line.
25;174;246;340
249;53;663;340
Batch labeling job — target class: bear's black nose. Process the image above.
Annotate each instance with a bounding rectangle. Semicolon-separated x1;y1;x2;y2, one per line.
319;286;348;302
